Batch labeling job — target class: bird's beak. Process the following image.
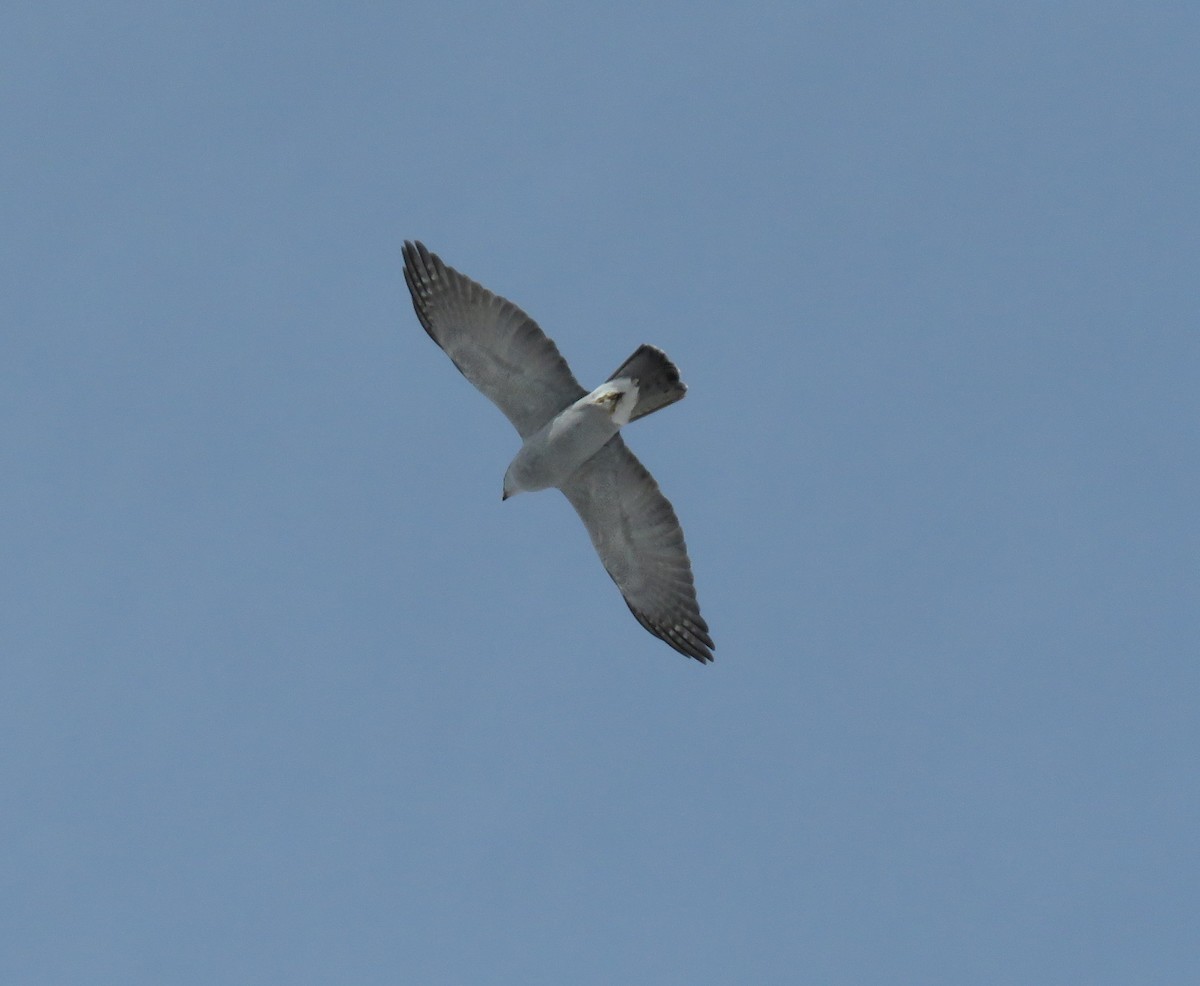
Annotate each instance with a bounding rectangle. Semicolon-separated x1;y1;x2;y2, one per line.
501;490;509;501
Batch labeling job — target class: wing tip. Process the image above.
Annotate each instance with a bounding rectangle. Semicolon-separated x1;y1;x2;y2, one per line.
402;240;449;345
628;604;715;664
402;240;436;284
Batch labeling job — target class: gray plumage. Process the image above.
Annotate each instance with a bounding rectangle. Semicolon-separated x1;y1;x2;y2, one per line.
402;241;713;663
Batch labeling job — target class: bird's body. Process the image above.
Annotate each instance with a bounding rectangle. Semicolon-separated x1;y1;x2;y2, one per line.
503;381;637;498
402;241;713;663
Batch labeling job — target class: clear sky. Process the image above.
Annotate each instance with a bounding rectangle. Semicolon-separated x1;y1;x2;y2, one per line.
3;2;1197;983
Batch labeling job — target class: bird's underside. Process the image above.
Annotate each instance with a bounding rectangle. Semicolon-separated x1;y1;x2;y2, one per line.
402;240;713;663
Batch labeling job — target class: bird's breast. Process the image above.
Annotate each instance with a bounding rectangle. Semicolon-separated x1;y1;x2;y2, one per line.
505;390;627;493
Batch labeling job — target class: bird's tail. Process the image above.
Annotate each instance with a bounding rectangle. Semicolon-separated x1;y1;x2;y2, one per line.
605;345;687;423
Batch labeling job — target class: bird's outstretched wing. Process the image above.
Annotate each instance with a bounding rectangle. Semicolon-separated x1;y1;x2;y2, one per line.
403;241;586;438
560;437;713;662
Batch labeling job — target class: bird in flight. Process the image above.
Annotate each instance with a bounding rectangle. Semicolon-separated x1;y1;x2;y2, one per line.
402;242;713;663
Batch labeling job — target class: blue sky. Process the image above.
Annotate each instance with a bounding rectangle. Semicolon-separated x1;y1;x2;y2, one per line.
3;2;1197;983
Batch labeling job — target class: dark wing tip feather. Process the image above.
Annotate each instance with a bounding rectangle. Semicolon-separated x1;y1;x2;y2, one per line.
401;240;441;342
627;602;715;664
